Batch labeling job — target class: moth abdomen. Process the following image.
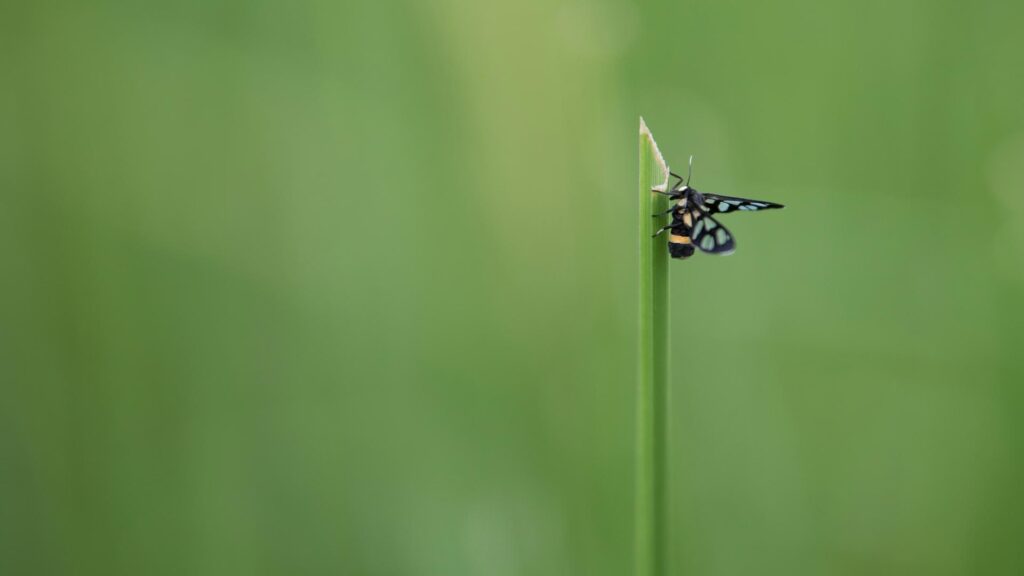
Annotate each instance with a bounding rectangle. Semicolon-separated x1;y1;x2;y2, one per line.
667;230;695;259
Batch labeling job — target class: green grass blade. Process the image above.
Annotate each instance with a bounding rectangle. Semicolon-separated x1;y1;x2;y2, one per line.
636;117;670;576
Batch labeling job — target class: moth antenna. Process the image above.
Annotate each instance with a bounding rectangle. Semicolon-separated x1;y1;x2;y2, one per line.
687;155;694;185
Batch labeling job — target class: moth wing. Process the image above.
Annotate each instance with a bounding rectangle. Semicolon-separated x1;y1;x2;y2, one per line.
690;210;736;255
702;193;784;214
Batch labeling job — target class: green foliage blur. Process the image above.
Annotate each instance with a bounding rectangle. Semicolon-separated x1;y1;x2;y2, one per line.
3;1;1024;575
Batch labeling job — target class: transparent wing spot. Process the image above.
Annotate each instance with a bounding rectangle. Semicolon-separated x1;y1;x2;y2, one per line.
690;210;736;254
702;194;783;214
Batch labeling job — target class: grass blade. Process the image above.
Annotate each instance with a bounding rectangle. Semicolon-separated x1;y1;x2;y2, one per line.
636;117;670;576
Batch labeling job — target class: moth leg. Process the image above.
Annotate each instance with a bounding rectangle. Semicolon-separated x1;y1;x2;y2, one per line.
669;172;685;189
650;188;675;196
651;206;677;217
651;224;674;238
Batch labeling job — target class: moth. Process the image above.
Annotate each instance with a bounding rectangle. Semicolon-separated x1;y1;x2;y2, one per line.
652;157;784;259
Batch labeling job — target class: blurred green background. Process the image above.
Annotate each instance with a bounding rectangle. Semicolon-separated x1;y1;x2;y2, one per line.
3;1;1024;575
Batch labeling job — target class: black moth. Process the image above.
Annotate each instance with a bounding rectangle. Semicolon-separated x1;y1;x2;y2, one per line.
652;157;784;259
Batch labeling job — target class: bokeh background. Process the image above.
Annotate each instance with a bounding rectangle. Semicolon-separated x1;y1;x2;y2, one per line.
3;1;1024;575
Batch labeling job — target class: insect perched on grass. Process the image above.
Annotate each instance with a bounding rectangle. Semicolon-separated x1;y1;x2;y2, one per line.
651;157;784;259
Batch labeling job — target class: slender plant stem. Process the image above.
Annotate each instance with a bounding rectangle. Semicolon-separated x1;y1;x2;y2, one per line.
636;118;670;576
